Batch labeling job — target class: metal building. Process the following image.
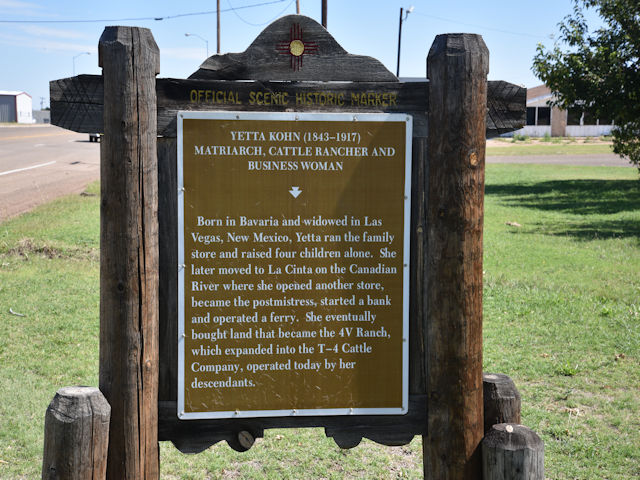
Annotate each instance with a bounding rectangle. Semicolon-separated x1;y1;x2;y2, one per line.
0;91;34;123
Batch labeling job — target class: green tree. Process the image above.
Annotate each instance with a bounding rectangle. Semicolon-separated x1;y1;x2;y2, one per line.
533;0;640;168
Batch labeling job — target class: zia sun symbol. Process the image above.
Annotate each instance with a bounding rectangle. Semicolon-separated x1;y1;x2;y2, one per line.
276;24;319;71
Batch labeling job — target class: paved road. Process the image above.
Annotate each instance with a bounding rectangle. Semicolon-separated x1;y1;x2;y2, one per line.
487;153;632;167
0;126;634;223
0;125;99;222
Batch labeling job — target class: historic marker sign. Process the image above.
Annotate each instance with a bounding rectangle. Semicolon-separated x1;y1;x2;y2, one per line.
49;15;527;477
177;111;411;419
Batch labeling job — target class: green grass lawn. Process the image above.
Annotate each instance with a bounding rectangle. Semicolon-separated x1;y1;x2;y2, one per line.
0;165;638;479
483;165;640;479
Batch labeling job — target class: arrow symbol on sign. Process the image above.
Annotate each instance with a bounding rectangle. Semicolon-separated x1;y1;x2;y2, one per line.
289;186;302;198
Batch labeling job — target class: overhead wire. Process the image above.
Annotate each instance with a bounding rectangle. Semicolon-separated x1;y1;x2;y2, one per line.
0;0;288;24
226;0;296;27
412;11;548;39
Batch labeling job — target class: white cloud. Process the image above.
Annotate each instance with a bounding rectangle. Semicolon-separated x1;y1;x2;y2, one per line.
0;32;95;54
17;25;87;39
0;0;40;8
0;1;59;19
0;0;42;14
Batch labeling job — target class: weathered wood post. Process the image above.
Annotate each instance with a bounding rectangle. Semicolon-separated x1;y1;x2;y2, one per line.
425;34;489;479
483;424;544;480
98;26;160;479
42;386;111;479
483;373;521;433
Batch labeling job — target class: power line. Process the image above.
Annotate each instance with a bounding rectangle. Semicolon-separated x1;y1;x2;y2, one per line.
412;12;548;39
226;0;295;27
0;0;288;24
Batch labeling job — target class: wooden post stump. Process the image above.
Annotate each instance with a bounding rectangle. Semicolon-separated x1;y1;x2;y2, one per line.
425;33;489;479
98;26;160;480
483;373;521;433
482;424;544;480
42;386;110;480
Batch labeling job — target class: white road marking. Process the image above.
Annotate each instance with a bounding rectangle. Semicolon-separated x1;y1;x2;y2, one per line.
0;161;56;177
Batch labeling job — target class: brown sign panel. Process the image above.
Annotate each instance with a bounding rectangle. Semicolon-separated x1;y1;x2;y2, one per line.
178;112;411;419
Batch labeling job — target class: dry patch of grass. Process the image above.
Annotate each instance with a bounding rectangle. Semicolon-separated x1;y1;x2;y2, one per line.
3;238;98;262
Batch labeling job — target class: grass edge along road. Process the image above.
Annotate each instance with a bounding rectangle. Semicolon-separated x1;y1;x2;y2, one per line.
1;164;639;479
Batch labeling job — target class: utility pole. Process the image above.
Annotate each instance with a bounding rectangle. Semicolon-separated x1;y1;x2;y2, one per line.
396;8;403;77
321;0;327;28
217;0;221;54
296;0;300;14
396;6;413;77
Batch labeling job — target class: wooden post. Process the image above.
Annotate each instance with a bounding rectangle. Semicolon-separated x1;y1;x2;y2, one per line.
484;373;521;433
98;26;160;480
482;424;544;480
425;33;489;479
42;387;110;480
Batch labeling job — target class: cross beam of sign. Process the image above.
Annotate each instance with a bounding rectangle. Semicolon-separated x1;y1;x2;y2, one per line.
289;186;302;198
276;23;318;71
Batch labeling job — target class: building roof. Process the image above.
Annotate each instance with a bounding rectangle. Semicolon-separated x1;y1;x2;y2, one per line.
0;91;31;97
526;84;553;107
527;85;550;100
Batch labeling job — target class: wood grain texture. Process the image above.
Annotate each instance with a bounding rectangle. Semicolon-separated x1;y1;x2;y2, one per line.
424;33;488;480
50;75;103;134
157;79;428;136
482;424;544;480
158;395;428;453
50;77;428;136
42;387;110;480
409;136;427;395
189;15;397;82
50;76;522;138
98;26;160;480
486;81;526;138
157;137;178;404
483;373;521;434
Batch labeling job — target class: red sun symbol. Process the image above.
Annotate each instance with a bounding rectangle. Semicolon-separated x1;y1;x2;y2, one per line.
276;23;318;71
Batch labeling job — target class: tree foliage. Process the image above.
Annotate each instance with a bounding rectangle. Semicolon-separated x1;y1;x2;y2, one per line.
533;0;640;168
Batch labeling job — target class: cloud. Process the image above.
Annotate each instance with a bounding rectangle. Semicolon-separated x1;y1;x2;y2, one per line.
0;0;40;8
17;25;87;39
0;1;60;19
0;32;95;54
0;0;42;13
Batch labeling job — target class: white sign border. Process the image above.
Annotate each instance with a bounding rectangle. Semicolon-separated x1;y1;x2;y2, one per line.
177;111;412;420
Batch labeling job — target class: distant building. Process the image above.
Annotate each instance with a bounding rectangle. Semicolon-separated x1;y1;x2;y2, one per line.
33;110;51;124
0;91;34;123
508;84;614;137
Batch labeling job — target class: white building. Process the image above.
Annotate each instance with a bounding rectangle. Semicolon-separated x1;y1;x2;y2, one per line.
509;84;614;137
0;91;34;123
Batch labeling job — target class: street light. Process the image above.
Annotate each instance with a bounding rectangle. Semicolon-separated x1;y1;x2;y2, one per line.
73;52;90;76
396;6;414;77
185;33;209;59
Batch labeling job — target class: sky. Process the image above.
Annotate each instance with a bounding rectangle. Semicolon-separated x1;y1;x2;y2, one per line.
0;0;602;109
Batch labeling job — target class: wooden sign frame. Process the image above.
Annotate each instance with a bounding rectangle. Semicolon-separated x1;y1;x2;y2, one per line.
50;14;526;479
